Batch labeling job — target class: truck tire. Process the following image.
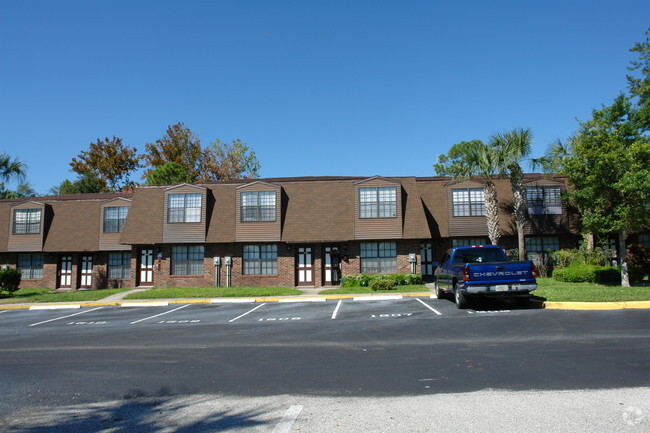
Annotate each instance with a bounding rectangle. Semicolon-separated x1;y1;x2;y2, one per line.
454;285;469;309
434;280;446;299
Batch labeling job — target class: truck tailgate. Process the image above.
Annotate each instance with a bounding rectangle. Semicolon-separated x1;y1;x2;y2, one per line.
466;261;535;284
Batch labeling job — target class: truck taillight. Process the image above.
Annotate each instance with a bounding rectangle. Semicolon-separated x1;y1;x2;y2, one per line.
463;265;470;281
531;263;538;278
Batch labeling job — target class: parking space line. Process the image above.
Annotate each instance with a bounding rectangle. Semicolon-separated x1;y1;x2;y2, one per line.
0;310;8;314
228;303;266;323
130;304;190;324
271;405;303;433
414;298;442;315
29;307;104;327
331;300;343;319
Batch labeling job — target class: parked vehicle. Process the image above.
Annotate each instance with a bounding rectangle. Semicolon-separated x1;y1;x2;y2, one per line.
433;245;538;309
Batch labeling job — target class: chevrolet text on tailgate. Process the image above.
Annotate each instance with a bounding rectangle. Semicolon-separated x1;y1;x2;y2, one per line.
433;245;538;309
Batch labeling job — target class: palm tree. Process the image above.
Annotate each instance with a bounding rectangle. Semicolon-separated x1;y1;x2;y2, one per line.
464;141;503;246
0;153;27;185
490;128;533;260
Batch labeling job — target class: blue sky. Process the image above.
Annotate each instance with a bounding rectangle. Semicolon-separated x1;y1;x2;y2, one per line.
1;0;649;194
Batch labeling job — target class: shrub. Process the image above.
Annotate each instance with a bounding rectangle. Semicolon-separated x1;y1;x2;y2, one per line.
551;245;612;268
370;279;397;291
0;267;22;294
552;264;621;284
340;273;422;287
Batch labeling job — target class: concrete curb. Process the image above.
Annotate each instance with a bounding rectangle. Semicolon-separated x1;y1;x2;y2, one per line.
542;301;650;310
1;294;650;311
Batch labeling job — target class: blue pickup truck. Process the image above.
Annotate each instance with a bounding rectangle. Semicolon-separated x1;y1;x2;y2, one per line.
433;245;538;309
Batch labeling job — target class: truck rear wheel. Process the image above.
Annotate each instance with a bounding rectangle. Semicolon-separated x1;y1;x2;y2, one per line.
454;285;469;309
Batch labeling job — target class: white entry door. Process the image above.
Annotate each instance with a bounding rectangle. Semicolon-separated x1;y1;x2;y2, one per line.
80;255;93;288
139;249;154;285
59;255;72;288
296;247;313;286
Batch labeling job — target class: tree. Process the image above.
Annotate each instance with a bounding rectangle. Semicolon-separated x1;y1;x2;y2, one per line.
145;162;193;185
200;139;261;181
0;153;27;185
627;26;650;126
491;128;533;260
561;94;650;287
70;137;139;192
0;182;37;199
434;140;504;245
142;123;204;181
51;174;106;195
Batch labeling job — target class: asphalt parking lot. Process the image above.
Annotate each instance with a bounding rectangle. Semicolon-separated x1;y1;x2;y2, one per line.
0;296;529;332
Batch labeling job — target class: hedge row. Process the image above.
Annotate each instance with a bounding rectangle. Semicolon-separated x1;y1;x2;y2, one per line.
552;264;621;284
340;273;423;288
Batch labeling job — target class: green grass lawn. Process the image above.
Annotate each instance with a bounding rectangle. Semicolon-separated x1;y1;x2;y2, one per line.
124;286;302;299
534;278;650;302
0;288;131;304
318;284;429;295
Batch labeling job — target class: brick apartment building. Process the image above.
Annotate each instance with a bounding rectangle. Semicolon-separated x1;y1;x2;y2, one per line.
0;174;598;290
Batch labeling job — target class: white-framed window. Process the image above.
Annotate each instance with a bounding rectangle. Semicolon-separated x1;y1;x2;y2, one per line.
171;245;204;275
525;237;560;252
243;245;278;275
452;188;485;217
359;187;397;218
240;191;276;222
108;252;131;279
17;253;44;279
452;238;489;247
103;206;129;233
360;242;397;274
12;209;41;235
167;193;202;223
526;186;562;215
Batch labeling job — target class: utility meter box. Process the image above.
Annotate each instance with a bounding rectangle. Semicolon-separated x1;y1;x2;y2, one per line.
225;256;232;266
408;253;417;263
213;257;221;266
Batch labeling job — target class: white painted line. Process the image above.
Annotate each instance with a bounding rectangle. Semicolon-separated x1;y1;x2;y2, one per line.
430;295;438;299
210;298;255;304
130;304;190;324
29;305;81;310
414;297;442;315
272;405;303;433
353;295;403;301
121;302;169;307
0;310;10;314
331;300;342;319
278;298;326;303
228;303;266;323
29;307;103;327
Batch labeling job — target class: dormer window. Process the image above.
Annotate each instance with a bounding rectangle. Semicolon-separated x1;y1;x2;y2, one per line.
359;187;396;218
240;191;276;222
452;188;485;217
12;209;41;234
103;206;129;233
167;193;202;223
526;186;561;215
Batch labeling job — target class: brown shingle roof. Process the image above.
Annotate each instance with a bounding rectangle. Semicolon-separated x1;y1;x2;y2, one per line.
120;188;164;244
